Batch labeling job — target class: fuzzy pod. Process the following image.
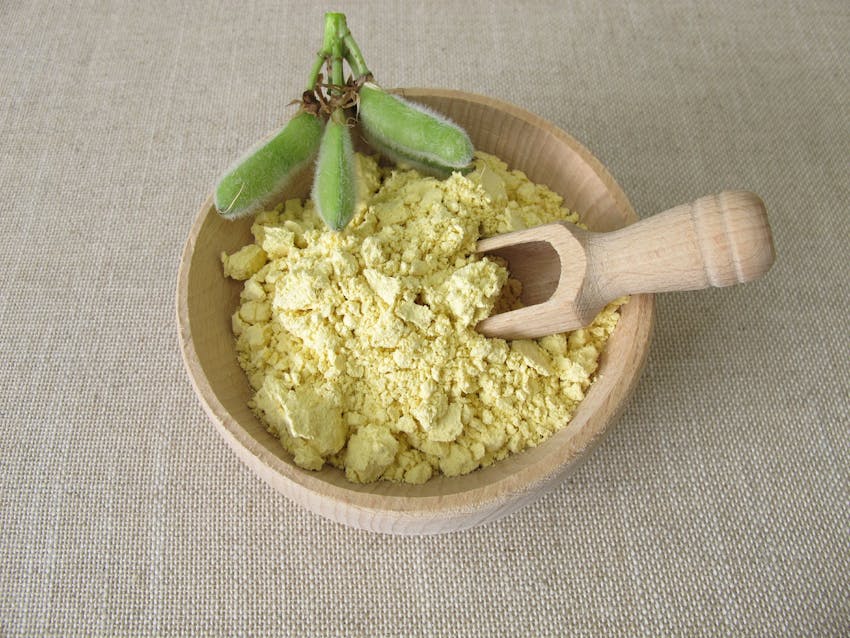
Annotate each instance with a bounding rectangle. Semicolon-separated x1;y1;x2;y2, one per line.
215;111;324;219
357;84;474;177
312;111;357;231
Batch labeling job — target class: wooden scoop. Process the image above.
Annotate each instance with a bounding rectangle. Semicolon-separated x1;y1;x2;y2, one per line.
476;190;775;340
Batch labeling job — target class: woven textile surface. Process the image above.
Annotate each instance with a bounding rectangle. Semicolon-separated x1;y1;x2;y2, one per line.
1;1;848;636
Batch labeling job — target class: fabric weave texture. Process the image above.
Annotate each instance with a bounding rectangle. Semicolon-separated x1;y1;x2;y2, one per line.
1;1;847;636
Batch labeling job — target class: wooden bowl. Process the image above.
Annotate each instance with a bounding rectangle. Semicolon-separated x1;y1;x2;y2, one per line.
177;89;655;535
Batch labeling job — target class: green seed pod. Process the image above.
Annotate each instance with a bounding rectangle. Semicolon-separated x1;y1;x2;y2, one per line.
312;110;357;231
215;110;324;219
357;84;474;177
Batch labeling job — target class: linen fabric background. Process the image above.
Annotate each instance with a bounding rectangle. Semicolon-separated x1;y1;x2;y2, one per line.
1;1;848;636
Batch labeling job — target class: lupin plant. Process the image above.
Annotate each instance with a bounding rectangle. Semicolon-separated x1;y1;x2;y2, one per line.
213;12;474;231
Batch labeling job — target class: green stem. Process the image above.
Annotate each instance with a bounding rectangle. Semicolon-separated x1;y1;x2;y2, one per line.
322;13;340;54
342;32;370;80
307;13;342;90
330;39;344;90
306;54;325;91
326;13;346;92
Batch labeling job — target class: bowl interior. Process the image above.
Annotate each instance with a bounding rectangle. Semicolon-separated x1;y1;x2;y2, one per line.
177;89;654;530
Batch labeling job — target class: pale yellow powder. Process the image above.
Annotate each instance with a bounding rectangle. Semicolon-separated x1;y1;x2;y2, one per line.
222;151;624;484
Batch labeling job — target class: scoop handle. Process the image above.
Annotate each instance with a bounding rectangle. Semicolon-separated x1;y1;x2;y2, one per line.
582;191;775;302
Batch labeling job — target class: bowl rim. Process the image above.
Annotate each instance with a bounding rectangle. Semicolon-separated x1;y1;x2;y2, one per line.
176;88;655;528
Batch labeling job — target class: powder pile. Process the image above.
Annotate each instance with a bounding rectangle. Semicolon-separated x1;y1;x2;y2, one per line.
221;152;622;483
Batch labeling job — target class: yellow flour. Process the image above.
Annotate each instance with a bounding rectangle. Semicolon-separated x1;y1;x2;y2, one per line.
221;152;623;484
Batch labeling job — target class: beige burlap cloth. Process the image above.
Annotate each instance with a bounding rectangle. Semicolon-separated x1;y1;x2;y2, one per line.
1;1;847;635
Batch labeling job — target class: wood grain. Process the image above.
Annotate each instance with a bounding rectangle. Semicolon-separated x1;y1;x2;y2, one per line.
477;191;774;340
176;89;655;535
